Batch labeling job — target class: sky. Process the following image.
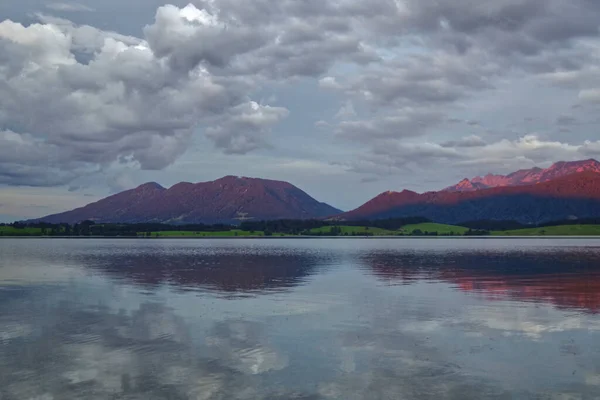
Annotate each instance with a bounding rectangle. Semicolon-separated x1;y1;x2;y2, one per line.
2;0;600;221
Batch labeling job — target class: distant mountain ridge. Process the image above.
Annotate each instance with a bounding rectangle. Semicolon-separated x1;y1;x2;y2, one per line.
31;158;600;226
444;159;600;192
339;170;600;224
34;176;341;224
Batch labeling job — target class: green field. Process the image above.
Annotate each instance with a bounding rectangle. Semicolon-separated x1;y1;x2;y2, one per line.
401;223;469;235
307;225;399;235
0;226;44;236
492;224;600;236
8;223;600;238
142;230;266;237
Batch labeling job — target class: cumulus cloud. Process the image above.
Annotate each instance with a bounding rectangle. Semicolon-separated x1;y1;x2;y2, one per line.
0;5;287;187
144;4;268;72
205;101;290;154
2;0;600;190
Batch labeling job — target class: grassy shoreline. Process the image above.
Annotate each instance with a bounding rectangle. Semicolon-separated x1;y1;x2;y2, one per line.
5;223;600;238
3;235;600;239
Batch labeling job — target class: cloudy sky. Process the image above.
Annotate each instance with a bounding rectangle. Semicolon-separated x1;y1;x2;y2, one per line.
2;0;600;221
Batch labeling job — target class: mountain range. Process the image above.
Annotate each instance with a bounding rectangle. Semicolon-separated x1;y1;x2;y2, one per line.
443;159;600;192
34;176;341;225
33;159;600;225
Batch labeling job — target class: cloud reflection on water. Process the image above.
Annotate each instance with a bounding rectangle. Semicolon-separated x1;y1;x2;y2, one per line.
2;239;600;399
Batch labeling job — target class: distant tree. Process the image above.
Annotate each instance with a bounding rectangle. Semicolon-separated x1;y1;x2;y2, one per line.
328;226;342;236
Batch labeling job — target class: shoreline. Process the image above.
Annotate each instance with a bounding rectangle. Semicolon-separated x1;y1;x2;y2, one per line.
2;235;600;239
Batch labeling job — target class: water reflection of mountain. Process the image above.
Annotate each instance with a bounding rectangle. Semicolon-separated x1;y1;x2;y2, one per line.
364;250;600;313
81;251;322;295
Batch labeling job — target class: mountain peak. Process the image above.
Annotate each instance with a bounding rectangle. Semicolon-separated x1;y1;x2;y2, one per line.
549;158;600;169
213;175;291;186
444;158;600;192
34;176;340;224
136;182;165;191
340;170;600;224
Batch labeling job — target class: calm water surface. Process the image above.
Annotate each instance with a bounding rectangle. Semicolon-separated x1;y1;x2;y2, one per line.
1;238;600;399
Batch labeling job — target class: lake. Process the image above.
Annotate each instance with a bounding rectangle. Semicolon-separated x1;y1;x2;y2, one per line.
1;238;600;399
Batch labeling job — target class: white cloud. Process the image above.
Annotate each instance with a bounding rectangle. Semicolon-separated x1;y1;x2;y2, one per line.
0;7;288;187
1;0;600;201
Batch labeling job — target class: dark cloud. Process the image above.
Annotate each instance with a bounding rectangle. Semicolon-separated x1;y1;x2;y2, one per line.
2;0;600;190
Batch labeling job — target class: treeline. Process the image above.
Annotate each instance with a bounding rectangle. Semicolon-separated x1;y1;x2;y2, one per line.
2;216;598;237
239;217;430;235
0;221;236;237
2;217;433;237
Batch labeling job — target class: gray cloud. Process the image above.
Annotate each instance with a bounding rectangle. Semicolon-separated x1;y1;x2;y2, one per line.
2;0;600;192
335;109;445;142
0;6;289;186
143;4;269;72
331;51;497;108
45;2;95;12
205;102;290;154
342;135;600;179
556;115;578;126
441;135;487;148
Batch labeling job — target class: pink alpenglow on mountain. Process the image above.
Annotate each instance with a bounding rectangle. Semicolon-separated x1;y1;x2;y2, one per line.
339;161;600;224
33;176;341;224
444;159;600;192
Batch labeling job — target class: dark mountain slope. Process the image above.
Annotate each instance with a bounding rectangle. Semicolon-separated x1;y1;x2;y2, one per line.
339;172;600;224
34;176;341;224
